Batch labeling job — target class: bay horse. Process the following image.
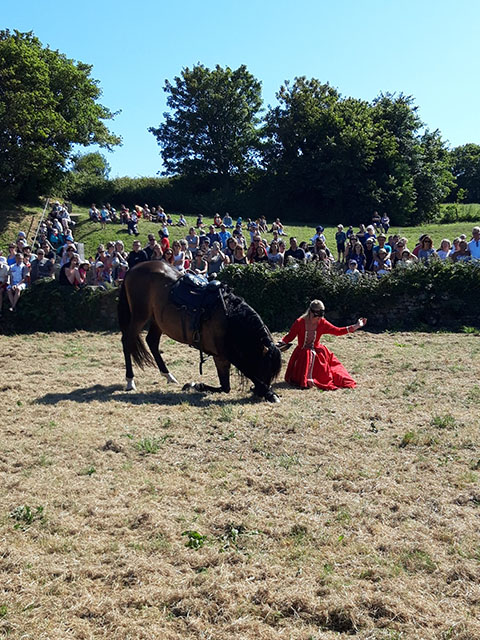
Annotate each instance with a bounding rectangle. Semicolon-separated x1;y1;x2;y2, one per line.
118;261;282;402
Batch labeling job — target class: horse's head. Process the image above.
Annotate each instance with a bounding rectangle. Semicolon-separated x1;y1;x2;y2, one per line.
224;295;281;402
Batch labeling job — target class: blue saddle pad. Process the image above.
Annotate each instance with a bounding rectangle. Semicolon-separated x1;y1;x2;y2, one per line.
170;272;222;311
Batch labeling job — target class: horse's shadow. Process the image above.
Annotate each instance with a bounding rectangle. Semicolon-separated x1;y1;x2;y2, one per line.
35;383;280;407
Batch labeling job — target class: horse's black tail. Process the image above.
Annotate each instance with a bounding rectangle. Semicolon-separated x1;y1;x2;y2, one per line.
118;280;155;369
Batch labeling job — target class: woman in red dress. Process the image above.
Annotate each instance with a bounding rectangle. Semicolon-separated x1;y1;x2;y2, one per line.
280;300;366;390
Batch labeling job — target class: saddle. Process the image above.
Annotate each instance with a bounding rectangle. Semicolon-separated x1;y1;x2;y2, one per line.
169;272;224;346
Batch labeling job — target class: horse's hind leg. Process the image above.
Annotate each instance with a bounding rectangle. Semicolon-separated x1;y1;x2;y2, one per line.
122;332;136;391
145;323;178;384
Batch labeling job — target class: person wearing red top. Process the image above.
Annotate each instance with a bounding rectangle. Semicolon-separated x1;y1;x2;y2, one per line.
279;300;367;390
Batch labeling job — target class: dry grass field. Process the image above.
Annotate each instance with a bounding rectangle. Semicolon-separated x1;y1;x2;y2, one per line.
0;329;479;640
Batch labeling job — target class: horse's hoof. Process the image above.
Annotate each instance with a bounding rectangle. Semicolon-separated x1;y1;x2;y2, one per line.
126;378;136;391
182;382;196;392
162;372;178;384
266;392;280;403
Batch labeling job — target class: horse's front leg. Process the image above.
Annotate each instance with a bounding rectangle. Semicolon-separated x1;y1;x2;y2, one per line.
183;356;231;394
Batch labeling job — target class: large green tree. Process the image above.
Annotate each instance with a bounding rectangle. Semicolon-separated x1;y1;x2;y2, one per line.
149;64;263;179
263;83;453;223
448;143;480;202
0;30;120;200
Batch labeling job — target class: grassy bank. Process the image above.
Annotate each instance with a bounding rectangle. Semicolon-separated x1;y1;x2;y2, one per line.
1;203;480;259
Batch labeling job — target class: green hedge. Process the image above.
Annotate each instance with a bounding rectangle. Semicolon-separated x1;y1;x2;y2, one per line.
1;261;479;334
218;261;480;331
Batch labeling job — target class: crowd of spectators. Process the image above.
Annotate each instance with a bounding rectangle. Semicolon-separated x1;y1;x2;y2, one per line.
1;201;479;316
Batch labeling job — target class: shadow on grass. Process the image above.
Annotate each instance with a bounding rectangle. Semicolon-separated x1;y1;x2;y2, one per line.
34;383;278;407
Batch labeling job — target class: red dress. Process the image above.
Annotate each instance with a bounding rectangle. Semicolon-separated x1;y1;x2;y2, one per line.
282;317;356;390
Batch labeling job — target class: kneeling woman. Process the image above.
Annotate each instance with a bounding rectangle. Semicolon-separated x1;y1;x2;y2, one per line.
280;300;366;390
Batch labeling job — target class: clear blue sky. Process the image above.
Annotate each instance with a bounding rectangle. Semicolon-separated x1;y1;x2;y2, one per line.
4;0;480;177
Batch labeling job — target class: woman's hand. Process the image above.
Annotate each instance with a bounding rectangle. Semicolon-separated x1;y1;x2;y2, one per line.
276;341;292;352
355;318;367;330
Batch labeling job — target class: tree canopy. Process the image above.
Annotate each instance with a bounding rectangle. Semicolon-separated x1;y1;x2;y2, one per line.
0;30;120;200
149;64;263;179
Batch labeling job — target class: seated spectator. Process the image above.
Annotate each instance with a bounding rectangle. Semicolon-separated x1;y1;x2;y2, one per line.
365;225;376;244
162;247;175;266
412;234;428;257
206;242;228;278
224;237;238;260
205;225;221;247
372;211;382;232
299;241;312;261
269;218;285;234
417;236;437;262
186;227;200;255
196;214;204;229
95;244;107;264
127;240;148;269
79;261;93;285
158;228;170;252
144;234;157;260
285;237;306;264
166;213;173;225
6;243;17;266
257;216;268;233
312;238;333;261
177;214;187;226
468;226;480;260
213;213;222;227
251;244;269;264
218;224;231;249
450;240;471;263
106;203;118;223
373;234;392;258
232;245;248;265
315;249;332;271
60;245;77;267
179;239;191;269
278;239;287;257
381;212;390;234
364;237;375;272
345;235;360;262
346;259;362;282
391;239;407;267
373;248;392;277
267;241;283;268
59;253;83;286
30;248;54;283
192;250;208;276
127;211;139;236
0;256;9;315
156;206;167;224
232;226;247;248
398;250;417;267
351;242;366;272
437;239;452;261
171;241;185;272
346;225;355;239
89;204;100;222
246;235;265;262
222;213;233;228
356;224;367;245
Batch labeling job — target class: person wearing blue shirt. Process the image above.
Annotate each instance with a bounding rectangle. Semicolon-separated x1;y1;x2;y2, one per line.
218;224;232;249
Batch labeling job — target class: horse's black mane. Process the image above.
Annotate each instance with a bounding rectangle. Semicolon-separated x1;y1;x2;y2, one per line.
222;289;281;386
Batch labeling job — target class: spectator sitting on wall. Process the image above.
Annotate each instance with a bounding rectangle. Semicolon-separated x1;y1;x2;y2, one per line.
30;248;54;283
285;237;306;264
7;252;28;311
127;240;148;269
